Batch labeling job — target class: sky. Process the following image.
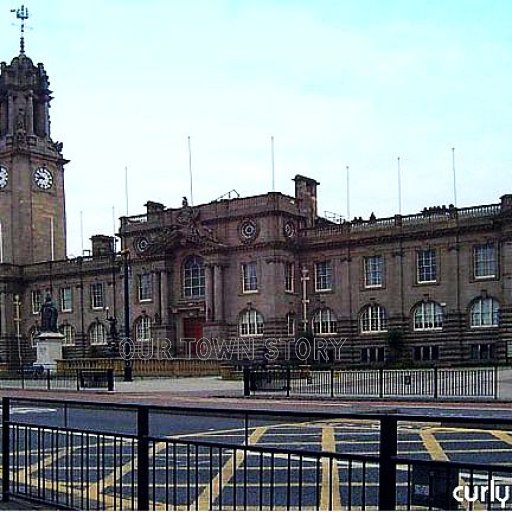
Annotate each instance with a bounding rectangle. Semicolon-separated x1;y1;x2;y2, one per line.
4;0;512;257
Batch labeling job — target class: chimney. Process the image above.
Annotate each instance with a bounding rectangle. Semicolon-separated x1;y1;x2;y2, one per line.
293;175;319;228
90;235;115;257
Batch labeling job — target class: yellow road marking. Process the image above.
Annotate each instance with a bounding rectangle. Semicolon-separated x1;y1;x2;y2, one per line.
420;427;449;462
194;426;267;510
491;430;512;445
321;426;342;510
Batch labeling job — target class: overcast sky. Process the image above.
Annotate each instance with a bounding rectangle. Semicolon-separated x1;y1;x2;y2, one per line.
5;0;512;257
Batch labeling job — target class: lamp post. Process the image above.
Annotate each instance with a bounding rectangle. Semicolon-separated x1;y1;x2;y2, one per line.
121;249;133;382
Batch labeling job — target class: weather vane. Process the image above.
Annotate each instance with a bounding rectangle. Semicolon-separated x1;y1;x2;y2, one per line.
10;4;29;55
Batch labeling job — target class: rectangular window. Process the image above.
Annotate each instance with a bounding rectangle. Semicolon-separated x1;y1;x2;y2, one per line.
315;261;332;291
242;262;258;292
31;289;42;315
59;287;73;312
474;243;497;279
470;343;494;360
138;273;153;302
361;347;384;363
90;283;104;309
364;255;384;288
413;345;440;361
285;262;294;292
417;249;437;283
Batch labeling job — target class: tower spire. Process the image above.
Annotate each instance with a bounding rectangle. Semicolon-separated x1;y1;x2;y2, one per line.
11;4;29;55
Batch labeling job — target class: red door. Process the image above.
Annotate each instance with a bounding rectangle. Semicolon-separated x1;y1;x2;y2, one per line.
183;318;204;356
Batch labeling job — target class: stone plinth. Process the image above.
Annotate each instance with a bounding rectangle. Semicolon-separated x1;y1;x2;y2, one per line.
35;332;64;373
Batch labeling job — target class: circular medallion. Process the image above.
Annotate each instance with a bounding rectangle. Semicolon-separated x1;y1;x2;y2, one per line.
0;166;8;189
283;221;296;239
134;236;150;254
239;220;259;243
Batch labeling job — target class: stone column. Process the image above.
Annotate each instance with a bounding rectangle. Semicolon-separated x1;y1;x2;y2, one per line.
7;95;13;133
204;264;213;322
26;93;34;134
213;264;224;322
154;271;162;322
160;270;168;324
0;290;6;336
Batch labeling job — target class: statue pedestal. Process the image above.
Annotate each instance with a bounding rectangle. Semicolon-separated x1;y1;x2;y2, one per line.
35;332;64;373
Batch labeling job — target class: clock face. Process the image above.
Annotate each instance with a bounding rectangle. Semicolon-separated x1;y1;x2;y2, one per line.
33;167;53;190
0;166;8;189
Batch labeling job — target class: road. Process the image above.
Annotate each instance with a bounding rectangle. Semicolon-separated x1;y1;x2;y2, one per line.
6;397;512;510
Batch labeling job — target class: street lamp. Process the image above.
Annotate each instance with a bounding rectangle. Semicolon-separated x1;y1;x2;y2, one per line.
121;249;133;382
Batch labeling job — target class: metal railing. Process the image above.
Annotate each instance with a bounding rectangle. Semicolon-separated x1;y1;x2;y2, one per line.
0;369;114;391
1;396;511;510
246;366;499;399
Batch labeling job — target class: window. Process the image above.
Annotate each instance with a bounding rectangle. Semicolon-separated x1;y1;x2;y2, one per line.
31;289;42;315
184;256;205;298
364;256;384;288
135;316;152;342
413;301;443;331
59;287;73;312
60;324;75;346
360;304;387;333
413;345;439;361
312;308;337;335
473;243;497;279
90;283;104;309
470;297;499;327
285;262;294;292
138;272;153;302
315;261;332;291
239;309;264;336
287;314;296;336
242;262;258;293
417;249;437;283
89;321;107;345
470;343;494;360
361;347;384;363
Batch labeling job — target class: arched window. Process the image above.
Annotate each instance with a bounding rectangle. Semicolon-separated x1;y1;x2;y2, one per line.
135;316;152;341
360;304;387;333
312;308;337;335
89;321;107;345
59;324;76;346
470;297;499;327
413;301;443;331
239;309;264;336
183;256;205;298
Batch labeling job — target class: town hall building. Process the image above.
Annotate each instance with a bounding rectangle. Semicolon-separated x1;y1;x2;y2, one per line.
0;40;511;372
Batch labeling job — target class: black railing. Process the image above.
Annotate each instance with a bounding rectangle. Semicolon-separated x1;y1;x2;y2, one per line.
0;369;115;391
247;366;499;399
1;396;511;510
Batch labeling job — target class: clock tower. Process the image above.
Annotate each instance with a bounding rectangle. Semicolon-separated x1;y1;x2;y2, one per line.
0;25;68;265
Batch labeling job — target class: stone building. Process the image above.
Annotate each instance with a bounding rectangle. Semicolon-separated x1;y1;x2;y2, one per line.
0;46;511;371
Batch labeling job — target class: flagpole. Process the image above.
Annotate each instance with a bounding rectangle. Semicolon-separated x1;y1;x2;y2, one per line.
80;210;84;256
346;165;350;221
452;147;457;207
124;166;129;216
397;156;402;215
188;136;194;205
271;136;275;192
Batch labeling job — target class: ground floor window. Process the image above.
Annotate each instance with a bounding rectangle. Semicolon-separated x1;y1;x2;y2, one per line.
361;347;384;363
413;345;439;362
470;343;495;360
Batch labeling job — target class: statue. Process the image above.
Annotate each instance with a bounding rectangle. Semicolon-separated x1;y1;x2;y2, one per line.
107;315;119;352
40;293;58;333
182;196;188;207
